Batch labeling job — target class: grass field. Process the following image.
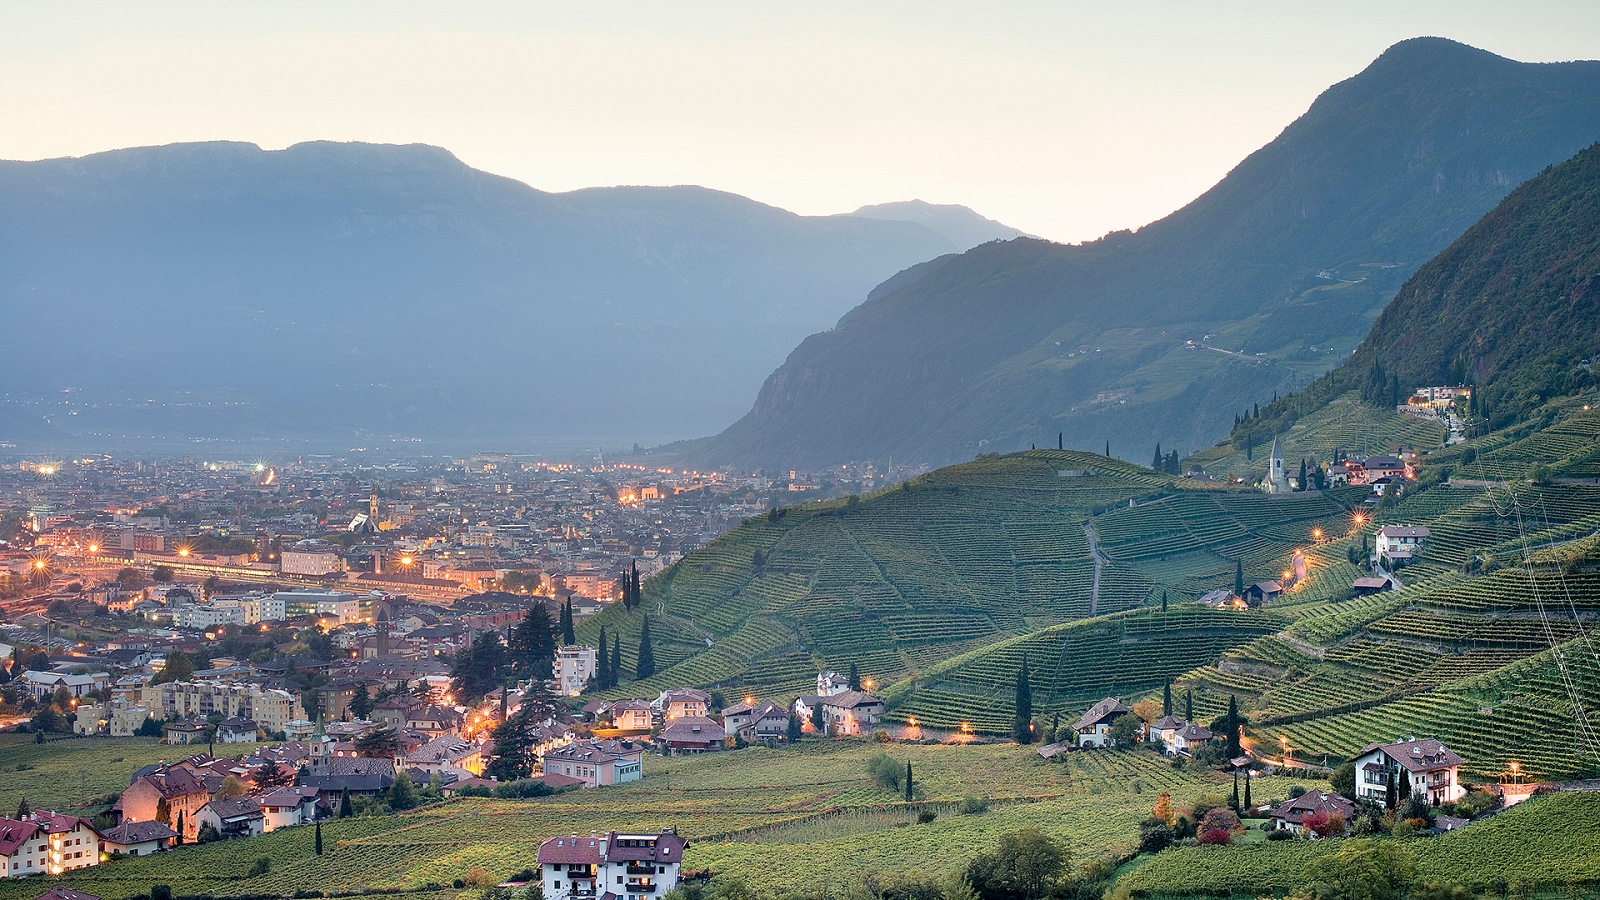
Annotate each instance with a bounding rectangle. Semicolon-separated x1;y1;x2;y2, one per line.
1118;792;1600;897
0;734;267;816
0;738;1304;900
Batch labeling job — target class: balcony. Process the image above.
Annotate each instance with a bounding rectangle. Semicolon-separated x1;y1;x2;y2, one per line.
625;865;658;875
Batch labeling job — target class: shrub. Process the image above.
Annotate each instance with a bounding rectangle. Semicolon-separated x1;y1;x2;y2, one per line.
463;869;494;888
1189;793;1227;822
917;810;937;825
965;828;1068;900
1266;828;1295;840
867;751;902;790
1199;807;1243;836
1198;828;1232;845
249;857;271;877
959;796;990;815
1287;785;1308;799
1138;818;1174;853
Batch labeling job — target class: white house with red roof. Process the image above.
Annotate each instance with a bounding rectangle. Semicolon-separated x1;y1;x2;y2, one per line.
537;829;686;900
1352;738;1466;807
1072;698;1137;748
0;813;102;876
1375;526;1431;564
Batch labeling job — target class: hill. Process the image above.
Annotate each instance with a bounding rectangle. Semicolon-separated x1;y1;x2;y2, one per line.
679;38;1600;471
0;141;1015;451
1236;140;1600;449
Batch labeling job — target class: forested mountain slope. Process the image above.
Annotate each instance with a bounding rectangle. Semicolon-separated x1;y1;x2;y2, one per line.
681;38;1600;471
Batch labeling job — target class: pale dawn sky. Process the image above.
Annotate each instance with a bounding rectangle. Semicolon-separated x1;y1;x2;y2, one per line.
3;1;1599;242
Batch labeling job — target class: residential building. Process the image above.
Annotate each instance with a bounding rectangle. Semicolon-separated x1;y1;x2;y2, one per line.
819;691;884;736
1376;526;1431;564
607;700;653;732
1352;738;1466;807
28;813;101;875
541;740;644;787
554;646;598;697
116;766;215;841
254;787;319;832
20;671;108;699
656;716;724;754
97;821;175;856
0;819;46;877
163;720;209;745
278;542;344;577
216;718;259;743
404;736;486;778
72;700;149;737
197;797;265;840
1072;697;1136;748
657;688;711;721
537;830;686;900
1270;790;1357;834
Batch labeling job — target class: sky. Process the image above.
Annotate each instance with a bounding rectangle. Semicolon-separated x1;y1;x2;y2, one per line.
4;2;1600;243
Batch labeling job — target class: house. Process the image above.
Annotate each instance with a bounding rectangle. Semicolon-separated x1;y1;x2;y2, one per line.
255;787;319;832
541;740;644;787
216;718;259;743
1244;581;1283;604
1352;576;1394;596
197;796;264;839
20;671;109;699
819;691;884;736
30;813;101;874
0;818;45;876
537;829;686;900
163;720;209;745
721;701;756;736
404;736;485;778
553;646;598;697
607;700;654;732
742;701;790;742
116;767;214;840
816;671;850;697
405;705;466;735
657;688;711;721
1270;790;1357;834
1376;526;1430;564
657;716;725;754
98;820;175;856
1150;715;1212;756
1364;456;1410;482
1352;738;1466;807
370;697;420;731
1072;697;1136;748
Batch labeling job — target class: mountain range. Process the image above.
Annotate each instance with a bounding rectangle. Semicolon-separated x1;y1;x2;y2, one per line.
0;141;1013;451
675;38;1600;471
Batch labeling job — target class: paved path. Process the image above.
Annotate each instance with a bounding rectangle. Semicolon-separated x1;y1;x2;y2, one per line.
1084;520;1105;616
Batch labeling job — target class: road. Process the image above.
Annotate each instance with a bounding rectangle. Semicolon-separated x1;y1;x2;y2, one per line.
1084;521;1105;616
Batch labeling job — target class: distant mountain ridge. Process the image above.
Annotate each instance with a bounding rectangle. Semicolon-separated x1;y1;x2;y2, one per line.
848;200;1028;249
0;141;1017;450
676;38;1600;471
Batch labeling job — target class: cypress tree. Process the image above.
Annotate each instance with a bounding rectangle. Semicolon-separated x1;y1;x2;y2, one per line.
635;617;655;680
1386;772;1397;809
1243;775;1252;811
1012;654;1034;744
1234;559;1244;597
1398;768;1412;802
1225;696;1241;757
786;707;802;742
1152;444;1163;470
1298;459;1308;492
848;662;861;691
1231;770;1241;812
1106;441;1111;457
1185;690;1193;721
904;761;913;801
561;599;576;646
1058;433;1063;450
810;699;823;732
176;812;184;845
339;787;352;818
315;820;323;855
1161;590;1168;612
1162;682;1172;717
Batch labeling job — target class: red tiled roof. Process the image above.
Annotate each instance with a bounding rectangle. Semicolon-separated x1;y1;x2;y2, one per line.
0;819;39;857
537;835;603;865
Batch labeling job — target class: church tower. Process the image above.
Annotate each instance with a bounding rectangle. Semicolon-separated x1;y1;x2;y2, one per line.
1265;436;1290;493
